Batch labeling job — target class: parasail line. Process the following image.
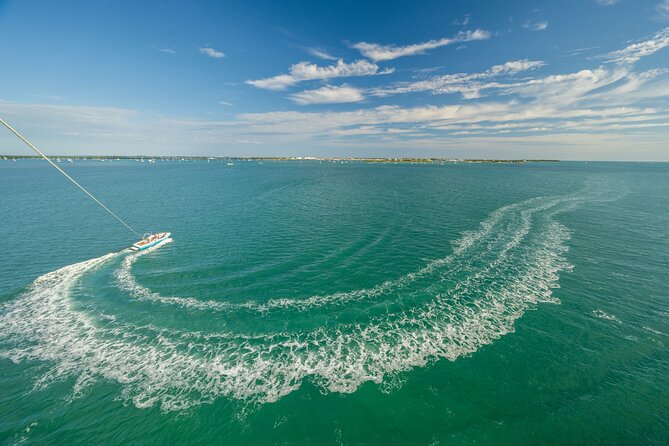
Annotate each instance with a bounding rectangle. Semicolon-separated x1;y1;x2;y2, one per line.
0;117;141;237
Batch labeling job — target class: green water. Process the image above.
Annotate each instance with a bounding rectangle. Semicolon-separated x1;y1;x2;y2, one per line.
0;160;667;445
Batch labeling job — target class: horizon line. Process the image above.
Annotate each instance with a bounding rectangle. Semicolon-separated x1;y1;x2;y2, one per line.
3;155;669;163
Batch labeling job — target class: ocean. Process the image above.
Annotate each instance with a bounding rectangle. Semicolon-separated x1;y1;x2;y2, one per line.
0;159;667;445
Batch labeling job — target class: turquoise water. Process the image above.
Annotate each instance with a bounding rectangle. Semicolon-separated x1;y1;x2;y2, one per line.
1;160;667;445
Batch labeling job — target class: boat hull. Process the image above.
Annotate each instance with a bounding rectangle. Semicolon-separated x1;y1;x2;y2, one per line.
131;232;171;251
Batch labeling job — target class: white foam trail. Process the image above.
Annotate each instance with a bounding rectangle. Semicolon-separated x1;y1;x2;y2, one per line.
116;195;565;313
0;193;580;411
592;309;622;323
642;326;665;336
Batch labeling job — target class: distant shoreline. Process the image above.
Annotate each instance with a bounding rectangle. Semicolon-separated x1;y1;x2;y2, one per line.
0;155;560;164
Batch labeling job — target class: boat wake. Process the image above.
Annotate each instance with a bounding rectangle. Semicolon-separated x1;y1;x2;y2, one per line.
117;195;571;314
0;192;585;412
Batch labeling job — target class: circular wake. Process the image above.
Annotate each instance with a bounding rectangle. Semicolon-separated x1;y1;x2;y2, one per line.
0;193;582;411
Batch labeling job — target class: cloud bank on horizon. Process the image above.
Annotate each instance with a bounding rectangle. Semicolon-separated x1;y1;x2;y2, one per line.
0;0;668;160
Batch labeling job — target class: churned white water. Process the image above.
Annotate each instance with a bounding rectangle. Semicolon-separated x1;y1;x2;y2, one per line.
0;193;581;411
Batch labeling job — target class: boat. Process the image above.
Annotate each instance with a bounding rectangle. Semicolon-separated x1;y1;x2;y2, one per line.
131;232;171;251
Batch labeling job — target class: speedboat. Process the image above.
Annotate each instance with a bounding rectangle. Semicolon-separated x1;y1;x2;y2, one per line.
131;232;171;251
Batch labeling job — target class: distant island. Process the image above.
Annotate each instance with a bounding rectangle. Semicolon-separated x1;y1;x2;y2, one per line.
1;155;559;163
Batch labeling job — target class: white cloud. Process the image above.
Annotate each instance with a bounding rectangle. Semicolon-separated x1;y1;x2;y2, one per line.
606;27;669;63
218;101;234;106
372;59;545;98
487;59;546;75
231;101;658;139
523;21;548;31
596;0;619;5
498;68;628;110
157;48;177;54
352;29;491;62
306;48;337;60
229;48;669;147
452;14;471;26
247;59;393;90
199;47;225;58
290;85;365;105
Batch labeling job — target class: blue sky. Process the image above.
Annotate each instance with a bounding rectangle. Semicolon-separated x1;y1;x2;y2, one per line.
1;0;669;159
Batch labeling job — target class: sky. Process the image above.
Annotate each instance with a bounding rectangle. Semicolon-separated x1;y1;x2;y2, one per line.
1;0;669;160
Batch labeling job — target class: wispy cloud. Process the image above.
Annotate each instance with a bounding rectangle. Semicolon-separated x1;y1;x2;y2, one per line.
0;101;142;152
290;85;365;105
227;33;669;153
452;14;471;26
523;21;548;31
606;27;669;63
231;94;659;141
247;59;393;90
199;47;225;58
33;94;66;101
596;0;619;5
306;47;338;60
157;48;177;54
4;58;668;158
218;101;234;106
351;29;491;62
658;0;669;19
372;59;546;99
564;46;601;57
